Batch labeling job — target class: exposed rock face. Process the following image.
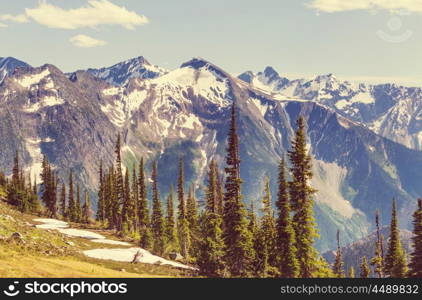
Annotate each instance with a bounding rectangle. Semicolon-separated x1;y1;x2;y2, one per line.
1;56;422;252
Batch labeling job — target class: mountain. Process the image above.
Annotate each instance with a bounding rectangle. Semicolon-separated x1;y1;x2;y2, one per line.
323;227;413;276
0;57;30;84
239;68;422;151
86;56;167;86
1;56;422;252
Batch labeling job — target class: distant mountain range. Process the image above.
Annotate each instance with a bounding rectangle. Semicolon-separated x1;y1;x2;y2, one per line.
0;55;421;252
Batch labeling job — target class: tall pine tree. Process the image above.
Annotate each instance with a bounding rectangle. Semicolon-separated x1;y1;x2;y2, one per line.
371;210;384;278
151;161;165;255
177;157;190;259
409;198;422;277
222;104;254;277
384;199;408;278
197;159;225;277
276;158;299;278
332;230;345;278
288;116;319;278
138;158;152;249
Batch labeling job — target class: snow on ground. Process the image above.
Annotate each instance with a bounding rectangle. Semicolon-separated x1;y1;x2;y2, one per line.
57;228;105;240
34;218;192;269
34;218;68;229
91;239;131;246
83;248;194;270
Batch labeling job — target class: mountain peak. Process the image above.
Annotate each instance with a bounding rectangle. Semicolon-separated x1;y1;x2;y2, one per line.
0;57;31;83
263;66;279;78
86;55;166;86
180;57;231;80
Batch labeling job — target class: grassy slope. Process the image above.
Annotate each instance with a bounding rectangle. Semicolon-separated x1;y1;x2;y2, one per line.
0;200;190;278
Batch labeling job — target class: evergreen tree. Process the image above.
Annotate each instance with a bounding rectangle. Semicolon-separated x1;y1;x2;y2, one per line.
332;230;345;278
177;157;190;259
409;198;422;277
82;191;92;224
121;168;131;233
371;210;384;278
360;256;371;278
197;159;225;277
59;183;66;219
67;171;76;222
138;158;152;249
288;116;319;278
114;134;124;231
348;266;355;278
215;166;224;217
261;177;278;267
222;104;254;277
29;179;41;215
275;158;299;278
75;184;82;223
151;161;165;255
384;199;408;278
187;184;199;257
131;164;138;231
165;185;178;246
96;161;105;224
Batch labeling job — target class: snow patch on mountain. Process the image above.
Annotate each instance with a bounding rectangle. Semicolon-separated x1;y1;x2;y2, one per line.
16;69;50;88
24;138;43;183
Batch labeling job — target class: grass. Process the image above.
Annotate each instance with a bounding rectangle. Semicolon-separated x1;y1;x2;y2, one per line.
0;201;192;278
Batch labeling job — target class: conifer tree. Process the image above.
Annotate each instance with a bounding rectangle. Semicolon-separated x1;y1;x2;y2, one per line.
409;199;422;277
288;116;319;277
384;199;408;278
360;256;371;278
121;168;131;233
75;184;82;223
215;166;224;217
82;191;92;224
197;159;225;277
260;176;277;269
276;158;299;278
29;179;41;215
371;210;384;278
96;161;105;224
151;161;165;255
222;104;254;277
59;183;66;219
131;164;138;231
138;158;152;249
114;134;124;231
68;171;76;222
348;266;355;278
165;185;178;245
332;230;345;278
177;157;190;259
187;184;199;257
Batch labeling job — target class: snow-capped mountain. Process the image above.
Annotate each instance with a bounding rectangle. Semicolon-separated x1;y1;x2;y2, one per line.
0;57;30;84
1;56;422;252
86;56;167;86
239;68;422;150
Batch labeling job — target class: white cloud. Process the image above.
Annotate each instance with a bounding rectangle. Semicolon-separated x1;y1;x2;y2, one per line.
70;34;107;48
0;14;29;23
23;0;149;30
306;0;422;14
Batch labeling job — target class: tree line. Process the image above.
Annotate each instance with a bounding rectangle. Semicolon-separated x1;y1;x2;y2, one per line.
1;104;421;278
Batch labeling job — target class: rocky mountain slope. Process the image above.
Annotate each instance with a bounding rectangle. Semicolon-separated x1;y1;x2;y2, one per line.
239;67;422;151
1;56;421;252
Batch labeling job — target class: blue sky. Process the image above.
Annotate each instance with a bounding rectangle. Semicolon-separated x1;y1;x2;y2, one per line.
1;0;422;85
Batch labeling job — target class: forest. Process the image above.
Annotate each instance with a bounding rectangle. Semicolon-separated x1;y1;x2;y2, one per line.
1;104;422;278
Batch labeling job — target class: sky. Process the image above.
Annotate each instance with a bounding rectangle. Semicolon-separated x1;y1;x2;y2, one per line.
1;0;422;86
